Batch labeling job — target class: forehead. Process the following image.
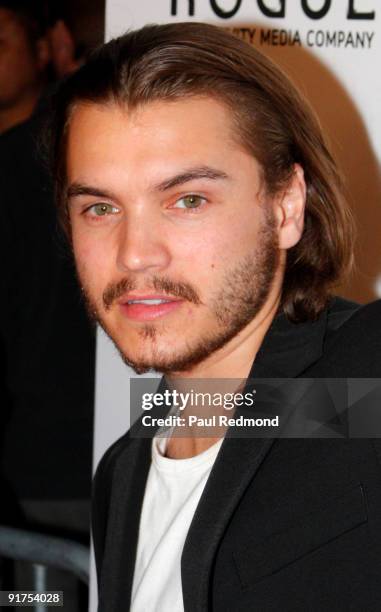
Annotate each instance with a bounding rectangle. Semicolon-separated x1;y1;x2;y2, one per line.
66;97;248;183
0;8;24;33
67;97;237;148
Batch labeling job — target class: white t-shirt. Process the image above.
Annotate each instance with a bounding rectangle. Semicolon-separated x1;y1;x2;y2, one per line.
131;435;223;612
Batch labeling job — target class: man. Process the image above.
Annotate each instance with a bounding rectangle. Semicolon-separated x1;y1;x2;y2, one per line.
0;0;95;135
0;2;97;605
50;23;381;611
0;1;51;134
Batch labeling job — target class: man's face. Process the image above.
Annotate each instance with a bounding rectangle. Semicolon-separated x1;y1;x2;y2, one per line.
67;97;281;374
0;8;43;108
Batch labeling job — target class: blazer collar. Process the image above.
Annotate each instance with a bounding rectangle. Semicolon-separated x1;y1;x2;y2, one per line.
249;307;328;378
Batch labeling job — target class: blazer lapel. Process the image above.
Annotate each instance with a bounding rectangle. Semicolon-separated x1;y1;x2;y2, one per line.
181;308;329;611
100;391;171;611
99;435;151;611
181;434;275;612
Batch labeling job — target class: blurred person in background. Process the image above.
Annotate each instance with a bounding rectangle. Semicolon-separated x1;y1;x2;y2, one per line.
0;0;50;134
0;0;104;135
0;0;104;607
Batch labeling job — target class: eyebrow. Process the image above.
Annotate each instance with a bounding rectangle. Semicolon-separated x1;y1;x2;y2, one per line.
66;165;230;203
152;165;230;191
66;184;115;202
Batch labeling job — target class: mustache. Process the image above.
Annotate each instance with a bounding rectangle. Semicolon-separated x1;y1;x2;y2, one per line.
102;276;202;310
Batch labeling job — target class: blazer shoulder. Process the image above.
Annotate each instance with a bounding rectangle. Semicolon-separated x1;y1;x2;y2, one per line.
323;299;381;376
94;431;131;484
327;298;381;336
92;431;131;579
92;430;133;521
326;296;361;330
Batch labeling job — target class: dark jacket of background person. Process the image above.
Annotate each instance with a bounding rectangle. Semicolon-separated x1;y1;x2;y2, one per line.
92;298;381;611
0;99;95;535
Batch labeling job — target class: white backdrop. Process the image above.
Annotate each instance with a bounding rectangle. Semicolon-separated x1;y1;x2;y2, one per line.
90;1;380;609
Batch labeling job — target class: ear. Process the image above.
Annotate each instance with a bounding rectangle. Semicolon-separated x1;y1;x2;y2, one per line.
274;164;306;250
35;36;51;72
48;20;79;78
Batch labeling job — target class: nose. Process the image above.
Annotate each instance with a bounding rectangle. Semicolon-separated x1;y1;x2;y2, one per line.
116;214;171;274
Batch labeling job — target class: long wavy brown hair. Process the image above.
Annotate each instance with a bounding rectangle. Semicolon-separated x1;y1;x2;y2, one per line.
50;22;354;322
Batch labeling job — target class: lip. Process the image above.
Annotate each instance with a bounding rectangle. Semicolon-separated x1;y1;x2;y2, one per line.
118;294;179;303
118;294;184;322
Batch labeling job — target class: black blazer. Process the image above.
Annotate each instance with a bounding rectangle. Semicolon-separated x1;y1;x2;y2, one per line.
92;298;381;611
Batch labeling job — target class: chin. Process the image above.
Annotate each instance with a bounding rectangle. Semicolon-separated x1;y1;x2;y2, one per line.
115;343;189;376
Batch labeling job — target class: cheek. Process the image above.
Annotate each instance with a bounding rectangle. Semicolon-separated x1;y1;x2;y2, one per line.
7;44;37;81
173;229;223;269
72;234;112;292
170;229;232;302
0;52;21;93
173;215;259;276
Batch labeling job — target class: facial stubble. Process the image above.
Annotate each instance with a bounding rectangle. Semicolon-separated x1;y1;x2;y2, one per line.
79;209;279;374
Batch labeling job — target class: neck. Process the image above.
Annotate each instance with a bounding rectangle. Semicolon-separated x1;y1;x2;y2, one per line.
165;436;222;459
164;288;282;459
0;90;41;134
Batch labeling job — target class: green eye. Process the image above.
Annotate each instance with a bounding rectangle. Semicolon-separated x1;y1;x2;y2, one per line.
174;195;205;209
90;203;117;216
